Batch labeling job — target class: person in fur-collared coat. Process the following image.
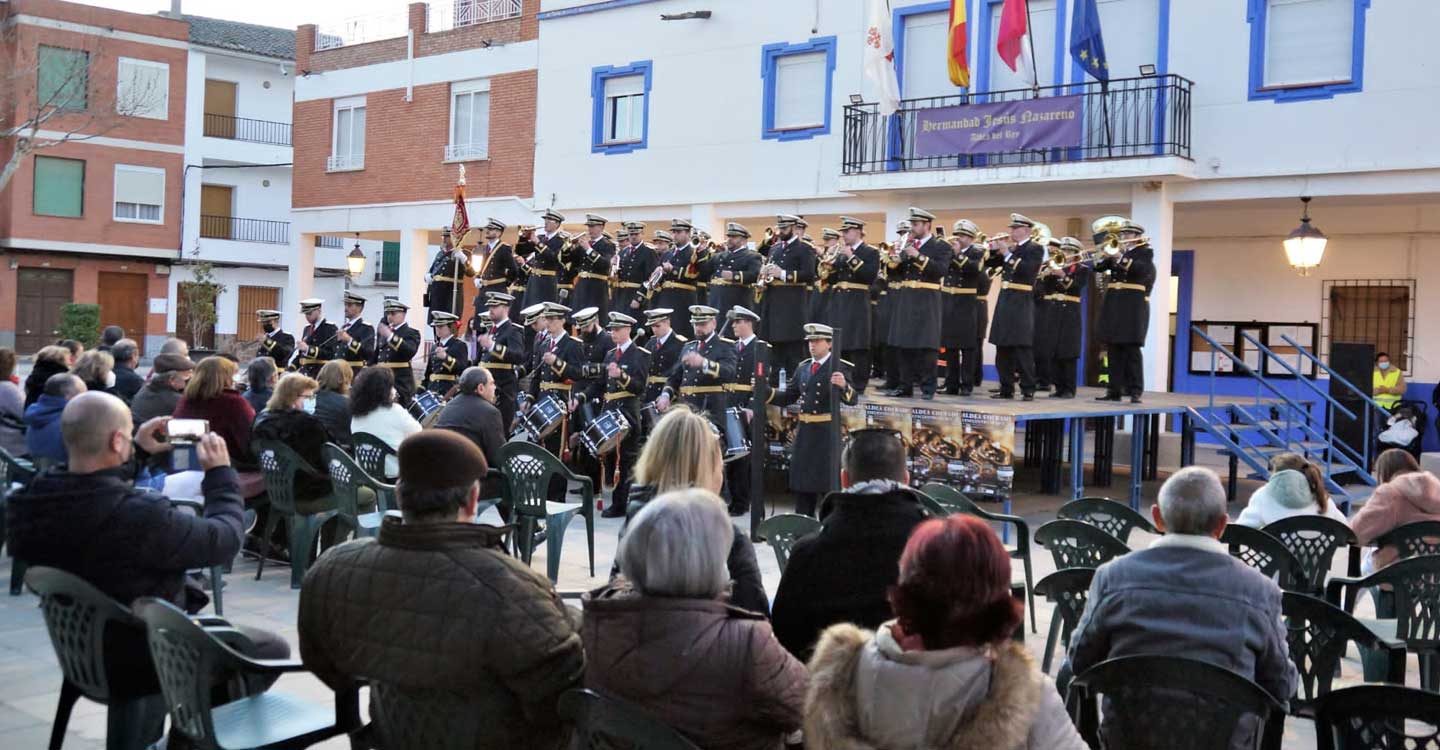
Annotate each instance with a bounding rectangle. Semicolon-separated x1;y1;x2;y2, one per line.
802;515;1084;750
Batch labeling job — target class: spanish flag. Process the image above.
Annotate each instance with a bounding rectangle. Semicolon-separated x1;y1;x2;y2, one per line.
948;1;969;87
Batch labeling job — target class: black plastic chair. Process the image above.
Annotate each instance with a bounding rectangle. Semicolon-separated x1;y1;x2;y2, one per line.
351;431;398;482
2;447;37;596
1057;496;1158;545
254;441;338;589
1373;520;1440;561
755;514;820;573
1326;555;1440;692
1034;519;1130;570
1221;524;1306;591
494;441;595;581
1281;592;1407;718
922;482;1037;633
322;443;389;542
1066;655;1286;750
1033;567;1095;675
1314;684;1440;750
134;596;359;750
26;567;168;750
1265;515;1359;596
558;688;701;750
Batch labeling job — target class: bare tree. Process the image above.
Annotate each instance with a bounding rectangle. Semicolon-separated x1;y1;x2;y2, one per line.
0;6;166;193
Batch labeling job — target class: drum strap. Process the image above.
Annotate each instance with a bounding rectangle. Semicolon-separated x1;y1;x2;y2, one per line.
604;392;637;402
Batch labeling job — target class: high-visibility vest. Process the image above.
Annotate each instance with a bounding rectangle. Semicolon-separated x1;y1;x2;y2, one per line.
1374;368;1401;409
1097;353;1110;385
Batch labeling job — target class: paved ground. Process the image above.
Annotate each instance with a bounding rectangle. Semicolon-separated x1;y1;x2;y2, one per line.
0;467;1400;748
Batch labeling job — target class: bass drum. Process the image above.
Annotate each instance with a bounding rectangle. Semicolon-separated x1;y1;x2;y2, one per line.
580;409;631;456
515;393;566;441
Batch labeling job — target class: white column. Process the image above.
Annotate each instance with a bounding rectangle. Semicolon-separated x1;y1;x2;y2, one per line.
286;233;317;335
396;227;430;349
1131;182;1174;393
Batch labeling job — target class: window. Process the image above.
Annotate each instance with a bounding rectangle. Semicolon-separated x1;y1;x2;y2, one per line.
33;156;84;218
590;61;652;155
900;11;954;99
1322;280;1415;375
329;97;367;171
761;37;837;141
116;58;168;120
113;165;165;224
447;80;491;162
378;241;400;283
37;45;89;112
1249;0;1370;102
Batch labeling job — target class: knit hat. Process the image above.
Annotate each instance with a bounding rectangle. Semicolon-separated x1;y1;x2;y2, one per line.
397;430;488;493
1262;469;1315;510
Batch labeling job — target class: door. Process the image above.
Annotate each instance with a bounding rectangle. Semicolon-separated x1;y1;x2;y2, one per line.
204;79;237;139
96;272;148;342
236;285;281;342
15;268;74;354
200;184;233;240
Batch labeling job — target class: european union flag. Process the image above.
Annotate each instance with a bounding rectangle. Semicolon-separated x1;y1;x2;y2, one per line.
1070;0;1109;82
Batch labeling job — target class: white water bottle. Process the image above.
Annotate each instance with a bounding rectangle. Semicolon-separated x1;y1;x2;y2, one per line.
778;368;788;392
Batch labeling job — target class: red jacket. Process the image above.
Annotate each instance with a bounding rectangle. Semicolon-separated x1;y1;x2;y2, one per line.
173;390;256;468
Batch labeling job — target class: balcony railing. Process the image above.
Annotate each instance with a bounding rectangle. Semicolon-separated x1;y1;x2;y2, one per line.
200;215;290;245
842;74;1192;175
316;236;346;249
428;0;523;33
327;153;365;172
203;113;292;147
315;10;409;50
444;142;488;162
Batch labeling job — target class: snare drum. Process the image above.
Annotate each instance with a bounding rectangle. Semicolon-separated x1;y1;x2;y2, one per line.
640;400;661;434
580;410;631;456
515;393;566;441
722;407;751;463
408;390;443;423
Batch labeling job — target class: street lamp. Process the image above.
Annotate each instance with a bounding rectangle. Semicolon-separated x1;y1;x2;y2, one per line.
1283;196;1327;276
346;234;367;279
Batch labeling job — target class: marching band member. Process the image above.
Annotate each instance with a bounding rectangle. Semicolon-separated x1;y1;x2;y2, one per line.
941;220;986;396
986;214;1044;401
421;311;468;397
1095;220;1156;404
769;324;856;517
571;215;616;319
425;228;473;317
525;303;586;457
337;291;376;372
725;305;765;517
826;217;880;394
884;207;951;400
573;306;616;397
508;225;536;321
877;219;911;393
1041;237;1092;399
612;220;658;324
692;228;715;305
294;298;339;377
809;227;841;326
471;218;521;327
641;308;686;433
255;309;293;370
1033;237;1065;392
648;220;700;338
706;223;763;327
758;214;816;377
972;228;994;390
589;312;650;518
475;292;527;432
524;210;566;307
658;305;736;428
519;301;548;376
375;298;421;406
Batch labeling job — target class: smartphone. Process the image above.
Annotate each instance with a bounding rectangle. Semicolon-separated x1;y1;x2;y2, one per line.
167;419;209;443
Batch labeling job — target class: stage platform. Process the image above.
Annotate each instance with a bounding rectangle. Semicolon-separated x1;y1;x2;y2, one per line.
857;384;1257;422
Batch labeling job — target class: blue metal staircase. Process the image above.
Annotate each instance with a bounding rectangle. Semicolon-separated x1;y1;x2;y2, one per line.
1184;326;1388;511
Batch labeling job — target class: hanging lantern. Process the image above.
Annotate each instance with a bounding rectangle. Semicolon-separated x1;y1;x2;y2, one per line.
1282;197;1327;276
346;235;367;277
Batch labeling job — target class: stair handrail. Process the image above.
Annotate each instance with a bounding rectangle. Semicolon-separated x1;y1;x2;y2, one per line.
1184;406;1271;476
1238;331;1357;421
1190;325;1314;422
1278;334;1392;419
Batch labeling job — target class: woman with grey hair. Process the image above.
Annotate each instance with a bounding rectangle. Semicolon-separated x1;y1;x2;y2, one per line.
583;488;808;750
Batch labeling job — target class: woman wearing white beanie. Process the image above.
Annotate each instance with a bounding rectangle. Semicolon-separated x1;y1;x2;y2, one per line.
1235;453;1348;528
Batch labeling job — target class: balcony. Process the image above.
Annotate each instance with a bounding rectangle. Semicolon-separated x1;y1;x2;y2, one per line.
203;113;292;147
327;154;365;172
444;142;488;162
200;215;290;245
427;0;523;33
841;74;1193;180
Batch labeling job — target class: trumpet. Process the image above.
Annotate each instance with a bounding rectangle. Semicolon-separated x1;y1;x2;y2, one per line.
1091;215;1147;256
643;263;667;296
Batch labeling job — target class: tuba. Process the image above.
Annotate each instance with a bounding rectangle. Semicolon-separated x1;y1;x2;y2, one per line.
1090;215;1147;256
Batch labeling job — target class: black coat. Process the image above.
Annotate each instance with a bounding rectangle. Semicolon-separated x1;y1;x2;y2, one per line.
706;248;763;322
571;237;615;320
475;240;520;297
479;318;528;396
644;331;687;404
528;332;587;403
252;409;334;502
649;244;699;339
822;243;880;347
314;390;352;447
1097;245;1156;345
612;243;659;317
1032;274;1066;361
1046;264;1091;359
339;318;376;368
376;322;421;403
523;233;564;305
112;364;145;403
664;330;737;424
423;336;469;396
759;237;816;344
987;241;1044;347
886;235;950;349
586;341;649;438
298;319;342;377
942;244;987;348
433;393;506;497
426;247;473;316
771;355;857;494
770;486;929;659
728;336;767;408
260;329;295;370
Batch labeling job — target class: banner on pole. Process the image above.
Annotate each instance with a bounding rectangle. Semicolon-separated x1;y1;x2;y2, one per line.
913;95;1082;156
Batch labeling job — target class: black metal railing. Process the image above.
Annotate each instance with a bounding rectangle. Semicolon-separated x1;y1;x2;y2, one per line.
203;113;293;147
315;236;346;249
200;215;290;244
841;74;1192;175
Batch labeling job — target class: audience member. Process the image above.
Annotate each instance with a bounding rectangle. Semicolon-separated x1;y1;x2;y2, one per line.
771;429;929;660
159;338;189;357
1351;448;1440;572
24;345;72;407
0;348;24;457
24;374;86;464
624;406;770;616
1236;453;1348;528
252;374;333;508
72;349;116;395
97;325;125;353
110;339;145;403
244;357;278;414
300;430;583;750
314;360;354;447
805;514;1084;750
1063;466;1296;746
58;338;84;361
584;488;808;750
131;354;195;426
174;356;255;468
432;366;504;473
7;392;288;707
349;368;421;479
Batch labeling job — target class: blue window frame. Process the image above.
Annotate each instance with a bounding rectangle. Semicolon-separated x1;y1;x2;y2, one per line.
760;36;837;142
1247;0;1371;103
591;60;652;154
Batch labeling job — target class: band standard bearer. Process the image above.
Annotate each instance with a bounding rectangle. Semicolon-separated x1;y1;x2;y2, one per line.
771;323;856;517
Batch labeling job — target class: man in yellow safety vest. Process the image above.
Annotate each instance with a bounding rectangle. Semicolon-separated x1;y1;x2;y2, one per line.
1373;351;1406;411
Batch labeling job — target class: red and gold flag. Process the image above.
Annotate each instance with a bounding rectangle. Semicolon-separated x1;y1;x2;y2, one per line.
948;1;969;87
451;167;470;243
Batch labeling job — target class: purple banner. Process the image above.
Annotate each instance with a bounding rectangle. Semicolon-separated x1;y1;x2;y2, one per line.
913;96;1082;157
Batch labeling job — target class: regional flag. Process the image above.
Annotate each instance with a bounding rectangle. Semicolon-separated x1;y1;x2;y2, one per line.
864;0;902;115
947;1;969;88
997;0;1028;73
451;168;470;243
1070;0;1109;81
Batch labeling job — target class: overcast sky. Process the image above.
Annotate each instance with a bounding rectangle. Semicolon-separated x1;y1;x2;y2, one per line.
77;0;399;32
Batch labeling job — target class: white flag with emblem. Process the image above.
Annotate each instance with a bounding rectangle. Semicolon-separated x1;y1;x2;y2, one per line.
864;0;902;116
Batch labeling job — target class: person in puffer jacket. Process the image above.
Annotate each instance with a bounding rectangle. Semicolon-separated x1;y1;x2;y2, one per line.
1235;464;1348;528
1351;448;1440;571
23;373;85;464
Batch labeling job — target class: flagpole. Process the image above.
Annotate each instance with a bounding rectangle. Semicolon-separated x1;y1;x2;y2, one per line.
1101;79;1114;158
1023;0;1039;96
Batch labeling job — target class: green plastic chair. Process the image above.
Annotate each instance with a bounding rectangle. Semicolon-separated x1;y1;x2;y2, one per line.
1057;496;1158;545
322;443;389;541
254;441;338;589
558;689;701;750
494;441;595;582
1034;567;1095;675
1313;685;1440;750
1326;555;1440;692
755;514;821;573
1;447;37;596
922;483;1037;633
133;597;360;750
351;431;398;482
1282;592;1406;718
1220;524;1306;592
1264;515;1358;597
